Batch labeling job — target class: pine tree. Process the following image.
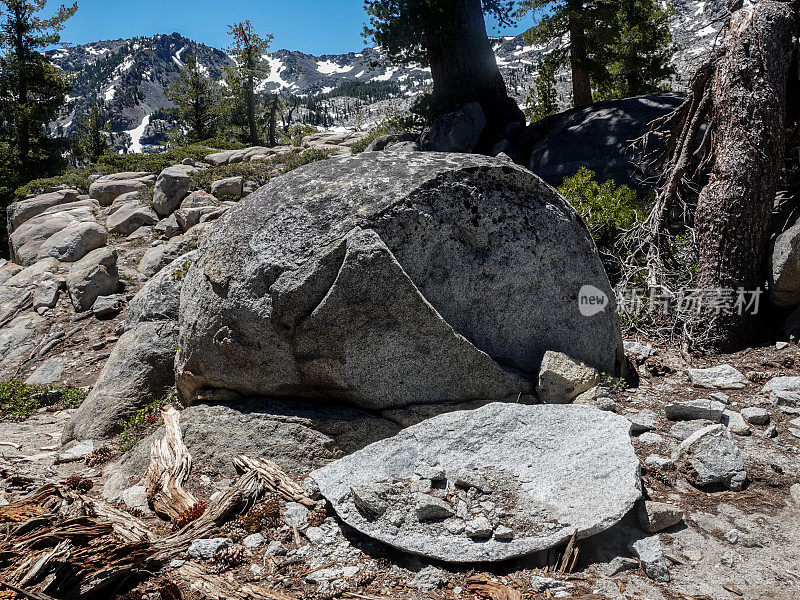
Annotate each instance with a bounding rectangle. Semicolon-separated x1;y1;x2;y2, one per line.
363;0;524;140
223;21;272;146
167;53;217;142
517;0;675;106
523;54;559;122
0;0;77;182
75;99;109;163
594;0;676;99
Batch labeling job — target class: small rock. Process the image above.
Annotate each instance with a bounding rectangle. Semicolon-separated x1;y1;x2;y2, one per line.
187;537;232;559
723;410;751;436
211;176;244;199
673;424;747;491
777;341;790;350
628;410;657;434
414;493;454;520
306;565;361;584
169;559;185;568
637;501;683;533
351;482;391;518
628;534;670;582
56;439;94;463
284;502;310;527
595;397;617;412
665;399;725;422
670;419;714;441
770;390;800;409
741;407;770;425
790;483;800;506
537;351;600;403
92;295;122;318
530;575;572;593
762;376;800;393
721;550;739;567
624;341;655;359
303;477;322;500
445;519;465;535
709;392;730;404
688;364;747;389
645;455;675;471
604;556;639;576
305;527;326;544
638;432;663;445
266;540;288;556
243;533;264;548
410;566;446;591
494;524;514;540
415;464;445;481
465;516;493;539
120;485;149;513
763;425;778;438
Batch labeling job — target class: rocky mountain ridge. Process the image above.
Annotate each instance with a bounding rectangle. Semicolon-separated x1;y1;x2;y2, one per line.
47;0;730;152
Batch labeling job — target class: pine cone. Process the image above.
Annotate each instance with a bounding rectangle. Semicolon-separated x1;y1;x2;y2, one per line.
213;544;245;572
308;505;327;527
173;500;207;530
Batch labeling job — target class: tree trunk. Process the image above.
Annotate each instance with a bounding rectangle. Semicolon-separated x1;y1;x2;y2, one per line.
694;1;796;350
13;4;30;169
422;0;524;138
246;74;258;145
567;1;593;107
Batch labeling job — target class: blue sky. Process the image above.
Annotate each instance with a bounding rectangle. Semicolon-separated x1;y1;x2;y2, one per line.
54;0;525;54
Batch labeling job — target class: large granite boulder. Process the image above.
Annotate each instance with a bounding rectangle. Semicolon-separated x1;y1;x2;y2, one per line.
769;217;800;307
66;247;119;312
6;189;81;233
89;172;155;206
510;94;686;192
125;251;198;330
176;152;624;408
36;221;108;262
10;203;98;266
152;165;192;217
311;403;641;563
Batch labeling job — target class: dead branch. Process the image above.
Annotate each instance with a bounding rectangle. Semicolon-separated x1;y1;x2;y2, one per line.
232;455;315;507
144;406;199;522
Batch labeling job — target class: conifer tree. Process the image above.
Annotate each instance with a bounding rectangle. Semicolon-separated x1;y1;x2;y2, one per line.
167;53;217;141
75;98;109;162
223;20;272;145
523;54;559;122
0;0;77;181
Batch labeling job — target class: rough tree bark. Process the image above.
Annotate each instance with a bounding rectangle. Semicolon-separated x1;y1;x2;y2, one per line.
567;0;593;107
694;1;796;349
422;0;525;135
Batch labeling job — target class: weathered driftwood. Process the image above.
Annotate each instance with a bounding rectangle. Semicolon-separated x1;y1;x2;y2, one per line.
232;455;315;507
144;405;199;521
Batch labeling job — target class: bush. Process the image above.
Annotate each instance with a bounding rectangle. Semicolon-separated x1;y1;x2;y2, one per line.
558;167;651;249
0;381;88;421
118;397;167;452
351;112;416;154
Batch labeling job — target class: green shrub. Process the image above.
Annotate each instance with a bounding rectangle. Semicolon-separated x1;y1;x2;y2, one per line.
117;397;168;452
0;381;88;421
558;167;651;249
198;136;249;151
16;168;94;197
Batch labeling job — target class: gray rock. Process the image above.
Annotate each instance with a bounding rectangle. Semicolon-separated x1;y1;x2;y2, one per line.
595;396;617;412
61;321;178;442
106;399;401;481
623;341;655;359
665;399;725;422
127;226;152;240
670;419;715;441
628;410;657;434
107;191;140;214
311;403;640;563
604;556;639;576
723;410;751;436
427;102;486;153
494;524;514;540
351;482;392;518
529;575;572;593
36;221;107;262
365;133;418;152
465;516;493;539
176;152;624;409
153;166;192;217
89;172;155;206
410;566;446;591
137;235;193;277
210;176;243;199
415;493;455;520
56;439;94;463
32;280;61;312
537;351;601;404
154;215;181;239
628;534;670;582
180;190;219;210
10;205;98;266
770;390;800;409
187;537;232;560
175;206;218;231
673;424;747;491
66;247;119;312
92;295;122;318
284;502;310;527
762;376;800;393
6;189;80;232
638;432;663;445
25;357;65;385
709;392;730;404
687;364;747;389
125;251;197;330
645;455;675;471
519;94;684;194
790;483;800;506
769;216;800;307
120;485;149;514
0;262;23;285
106;202;159;236
763;425;778;438
243;533;264;548
741;407;770;425
637;501;683;533
265;540;287;556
